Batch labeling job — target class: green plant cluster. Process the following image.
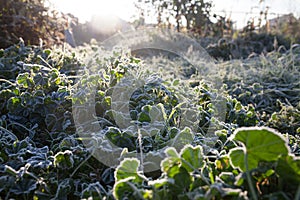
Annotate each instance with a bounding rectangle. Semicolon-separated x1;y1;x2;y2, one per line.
0;41;299;199
221;45;300;135
114;128;300;200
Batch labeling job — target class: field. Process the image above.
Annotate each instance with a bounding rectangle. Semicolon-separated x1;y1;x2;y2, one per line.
0;29;300;200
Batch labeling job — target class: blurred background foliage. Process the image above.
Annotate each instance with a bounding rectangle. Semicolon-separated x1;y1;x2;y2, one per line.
0;0;67;48
136;0;232;37
1;0;300;60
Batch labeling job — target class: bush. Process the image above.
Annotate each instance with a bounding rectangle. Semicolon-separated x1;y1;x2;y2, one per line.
0;0;66;48
206;33;293;60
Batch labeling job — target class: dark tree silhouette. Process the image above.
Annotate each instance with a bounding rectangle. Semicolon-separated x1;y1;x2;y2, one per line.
0;0;66;48
136;0;213;34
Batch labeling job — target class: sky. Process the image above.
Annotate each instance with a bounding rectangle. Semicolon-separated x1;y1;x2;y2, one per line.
49;0;300;29
212;0;300;28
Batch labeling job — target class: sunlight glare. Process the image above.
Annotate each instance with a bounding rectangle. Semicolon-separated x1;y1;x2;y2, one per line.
50;0;136;23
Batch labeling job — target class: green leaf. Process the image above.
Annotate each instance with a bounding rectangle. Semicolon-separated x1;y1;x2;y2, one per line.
218;172;235;185
105;127;135;150
115;158;143;183
276;155;300;185
43;49;52;56
229;148;258;172
16;73;34;88
33;73;49;87
148;178;174;189
7;96;22;111
215;156;231;170
0;89;16;100
167;164;181;178
229;127;289;171
138;111;151;123
53;150;74;169
169;127;194;150
180;145;204;172
149;103;166;122
161;147;181;173
165;147;179;158
173;166;192;189
113;178;149;200
160;165;192;196
173;79;180;86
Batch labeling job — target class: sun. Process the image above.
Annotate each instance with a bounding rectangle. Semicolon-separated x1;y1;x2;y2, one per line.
50;0;136;23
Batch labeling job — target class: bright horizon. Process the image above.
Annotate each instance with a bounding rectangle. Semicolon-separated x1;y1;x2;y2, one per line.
49;0;138;23
50;0;300;29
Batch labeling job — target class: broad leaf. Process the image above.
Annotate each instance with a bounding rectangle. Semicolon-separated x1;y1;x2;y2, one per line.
113;178;150;200
277;155;300;185
33;73;49;87
16;73;34;88
165;147;179;158
229;147;258;172
180;145;204;172
173;166;192;189
169;127;194;151
229;127;289;171
115;158;143;183
161;147;180;173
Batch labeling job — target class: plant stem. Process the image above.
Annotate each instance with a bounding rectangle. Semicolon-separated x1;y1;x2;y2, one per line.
137;127;144;173
37;55;53;69
244;150;258;200
8;121;36;138
294;184;300;200
0;126;18;140
70;150;93;177
0;79;16;86
127;182;145;200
